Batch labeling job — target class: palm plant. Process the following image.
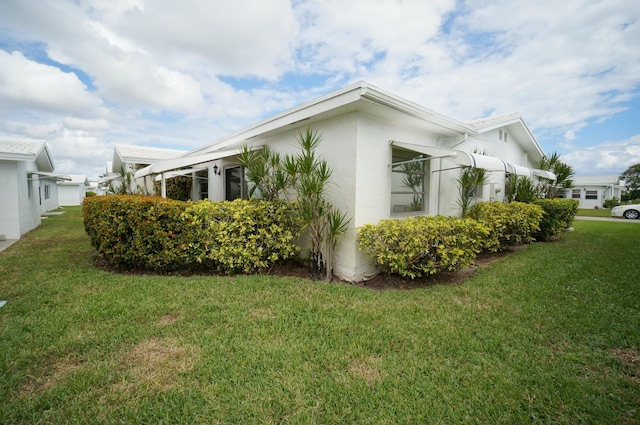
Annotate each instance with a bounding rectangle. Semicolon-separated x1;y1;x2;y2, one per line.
400;160;424;211
537;152;575;198
240;128;350;281
456;166;488;217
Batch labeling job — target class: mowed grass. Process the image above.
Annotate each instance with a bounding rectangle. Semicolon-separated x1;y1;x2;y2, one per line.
577;208;613;217
1;207;639;424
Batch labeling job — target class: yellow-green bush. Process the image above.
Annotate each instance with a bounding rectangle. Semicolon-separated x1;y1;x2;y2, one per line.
532;198;579;241
181;199;300;274
467;201;544;252
358;216;489;278
82;196;300;273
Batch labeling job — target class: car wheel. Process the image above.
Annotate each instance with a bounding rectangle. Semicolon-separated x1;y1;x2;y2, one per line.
623;209;639;219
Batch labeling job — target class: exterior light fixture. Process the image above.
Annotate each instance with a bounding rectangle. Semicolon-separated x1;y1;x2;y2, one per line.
213;164;221;175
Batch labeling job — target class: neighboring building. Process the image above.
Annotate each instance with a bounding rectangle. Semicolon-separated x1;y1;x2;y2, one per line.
58;175;90;206
565;175;624;209
135;81;555;282
101;144;186;194
38;174;61;213
0;139;69;240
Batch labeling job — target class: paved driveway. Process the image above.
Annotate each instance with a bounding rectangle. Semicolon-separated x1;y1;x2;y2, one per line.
574;216;640;223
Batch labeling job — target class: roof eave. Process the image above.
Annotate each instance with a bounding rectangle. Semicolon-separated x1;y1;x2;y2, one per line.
186;82;367;156
187;81;476;157
360;84;476;135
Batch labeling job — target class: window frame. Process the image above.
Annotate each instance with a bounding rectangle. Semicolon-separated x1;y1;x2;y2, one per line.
390;148;428;215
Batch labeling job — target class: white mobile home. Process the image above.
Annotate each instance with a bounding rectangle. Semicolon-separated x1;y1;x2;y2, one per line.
565;175;624;209
136;82;554;281
0;139;68;240
58;175;90;206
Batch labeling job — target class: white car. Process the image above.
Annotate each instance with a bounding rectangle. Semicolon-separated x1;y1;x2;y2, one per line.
611;204;640;219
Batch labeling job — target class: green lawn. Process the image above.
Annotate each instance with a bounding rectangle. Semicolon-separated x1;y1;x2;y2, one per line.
577;208;613;217
1;207;639;424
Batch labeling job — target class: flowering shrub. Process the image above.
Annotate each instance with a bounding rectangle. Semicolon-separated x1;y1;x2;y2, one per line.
82;196;300;273
358;216;489;278
467;201;543;252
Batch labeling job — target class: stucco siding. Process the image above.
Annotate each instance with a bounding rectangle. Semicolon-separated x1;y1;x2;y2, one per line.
21;163;42;236
0;160;21;239
58;184;86;206
39;178;60;212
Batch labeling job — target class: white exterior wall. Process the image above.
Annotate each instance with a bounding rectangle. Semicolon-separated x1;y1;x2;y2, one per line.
567;185;622;209
23;163;42;236
39;178;60;212
0;160;21;239
350;113;451;279
58;183;86;206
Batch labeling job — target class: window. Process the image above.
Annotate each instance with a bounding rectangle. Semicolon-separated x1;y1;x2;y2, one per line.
44;184;51;200
585;190;598;200
391;148;427;214
225;166;248;201
572;189;581;199
197;170;208;200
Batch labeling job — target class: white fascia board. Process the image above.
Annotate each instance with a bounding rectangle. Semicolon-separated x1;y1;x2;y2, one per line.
186;81;476;157
28;171;71;181
361;84;475;135
0;151;36;161
153;166;208;181
134;148;249;178
187;82;367;156
472;114;545;159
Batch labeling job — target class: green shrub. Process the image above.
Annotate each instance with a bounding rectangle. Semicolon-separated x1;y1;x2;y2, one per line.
85;191;96;197
603;198;619;209
532;198;579;241
83;196;300;274
358;216;489;279
83;195;190;270
467;201;543;252
181;199;300;274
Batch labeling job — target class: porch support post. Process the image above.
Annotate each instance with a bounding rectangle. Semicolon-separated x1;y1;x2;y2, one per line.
160;172;167;198
191;171;198;201
207;164;216;201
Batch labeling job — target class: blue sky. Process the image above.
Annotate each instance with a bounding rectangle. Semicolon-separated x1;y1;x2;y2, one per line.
0;0;639;179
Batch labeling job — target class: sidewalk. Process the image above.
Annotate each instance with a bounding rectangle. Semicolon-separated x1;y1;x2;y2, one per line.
0;238;18;253
574;216;640;223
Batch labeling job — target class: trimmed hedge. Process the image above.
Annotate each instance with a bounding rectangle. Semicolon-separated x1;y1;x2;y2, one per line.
82;196;300;273
358;216;489;278
467;201;544;252
181;199;300;273
532;198;579;241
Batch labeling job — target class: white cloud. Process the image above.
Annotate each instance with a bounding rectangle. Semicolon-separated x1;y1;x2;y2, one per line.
46;20;205;112
294;0;455;75
362;0;640;130
562;135;640;176
133;0;297;79
0;0;639;180
0;50;104;116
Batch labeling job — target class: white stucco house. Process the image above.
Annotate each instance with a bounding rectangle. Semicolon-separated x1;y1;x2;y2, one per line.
565;175;624;209
135;81;555;281
58;175;90;206
0;139;69;240
100;144;186;194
